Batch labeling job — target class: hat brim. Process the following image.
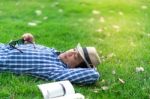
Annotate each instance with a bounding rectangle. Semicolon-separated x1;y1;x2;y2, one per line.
76;43;92;68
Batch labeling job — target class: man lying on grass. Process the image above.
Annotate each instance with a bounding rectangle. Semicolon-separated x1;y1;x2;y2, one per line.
0;33;101;84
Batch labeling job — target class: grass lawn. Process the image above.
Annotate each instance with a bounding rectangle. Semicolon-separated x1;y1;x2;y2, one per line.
0;0;150;98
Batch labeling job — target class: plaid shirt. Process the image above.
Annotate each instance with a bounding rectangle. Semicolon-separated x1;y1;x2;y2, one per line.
0;43;100;84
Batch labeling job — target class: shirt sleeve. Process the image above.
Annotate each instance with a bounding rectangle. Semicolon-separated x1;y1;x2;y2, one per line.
49;68;100;85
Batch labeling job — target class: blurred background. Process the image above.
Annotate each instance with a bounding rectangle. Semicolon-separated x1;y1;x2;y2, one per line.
0;0;150;99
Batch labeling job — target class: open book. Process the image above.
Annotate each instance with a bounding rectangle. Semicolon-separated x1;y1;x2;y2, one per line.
38;81;85;99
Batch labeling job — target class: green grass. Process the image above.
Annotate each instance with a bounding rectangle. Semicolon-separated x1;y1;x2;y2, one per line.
0;0;150;98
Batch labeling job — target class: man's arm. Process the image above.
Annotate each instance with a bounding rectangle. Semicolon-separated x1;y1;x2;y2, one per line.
49;68;100;84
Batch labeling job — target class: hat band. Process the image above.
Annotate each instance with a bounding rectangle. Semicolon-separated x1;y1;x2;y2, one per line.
83;48;93;67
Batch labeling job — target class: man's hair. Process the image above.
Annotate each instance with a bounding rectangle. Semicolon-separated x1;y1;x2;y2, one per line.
76;61;88;68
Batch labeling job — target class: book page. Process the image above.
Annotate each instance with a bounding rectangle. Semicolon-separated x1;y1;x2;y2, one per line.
38;81;75;99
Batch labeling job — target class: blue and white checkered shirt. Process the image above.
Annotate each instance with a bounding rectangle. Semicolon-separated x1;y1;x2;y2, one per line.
0;43;100;84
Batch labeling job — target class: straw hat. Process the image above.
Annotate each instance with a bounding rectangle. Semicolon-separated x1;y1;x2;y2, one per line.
76;43;101;68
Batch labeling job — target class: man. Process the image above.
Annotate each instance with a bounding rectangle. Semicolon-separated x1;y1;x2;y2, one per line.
0;33;101;84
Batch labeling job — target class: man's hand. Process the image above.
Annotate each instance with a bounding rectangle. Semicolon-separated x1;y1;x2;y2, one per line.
22;33;34;43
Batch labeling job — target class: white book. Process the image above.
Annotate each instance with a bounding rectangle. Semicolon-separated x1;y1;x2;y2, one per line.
38;81;85;99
